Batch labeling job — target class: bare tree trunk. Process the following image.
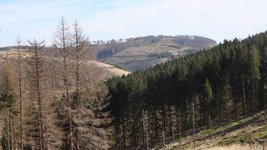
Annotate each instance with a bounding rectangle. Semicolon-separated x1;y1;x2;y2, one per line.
53;17;74;150
10;118;12;150
162;104;166;133
264;81;266;110
217;91;223;121
191;102;196;149
64;58;73;150
12;118;15;150
17;38;23;150
7;112;10;150
208;110;212;128
154;110;158;141
74;20;81;150
28;40;46;150
242;77;247;116
162;131;165;147
35;42;44;150
252;80;256;112
122;118;126;148
178;109;182;139
234;96;238;119
142;110;149;150
186;97;189;130
225;84;230;120
263;79;266;110
178;109;182;148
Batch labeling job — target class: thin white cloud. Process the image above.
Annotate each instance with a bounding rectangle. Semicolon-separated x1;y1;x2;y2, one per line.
1;0;267;46
81;0;267;42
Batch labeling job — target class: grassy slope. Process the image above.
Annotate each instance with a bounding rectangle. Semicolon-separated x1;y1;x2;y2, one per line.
102;45;182;71
98;36;217;71
156;111;267;150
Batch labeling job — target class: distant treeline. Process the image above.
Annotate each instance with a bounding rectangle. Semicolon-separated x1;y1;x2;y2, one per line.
0;46;29;51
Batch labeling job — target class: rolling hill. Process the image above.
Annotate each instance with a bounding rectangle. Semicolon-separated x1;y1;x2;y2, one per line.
0;49;129;84
94;35;217;71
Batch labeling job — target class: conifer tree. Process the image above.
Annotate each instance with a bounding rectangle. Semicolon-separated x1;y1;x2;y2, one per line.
72;20;93;150
203;79;213;127
53;17;73;150
27;39;46;150
247;44;260;112
16;37;24;150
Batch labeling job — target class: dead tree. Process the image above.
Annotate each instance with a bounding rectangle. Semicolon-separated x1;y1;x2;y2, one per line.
16;37;24;150
72;19;95;150
0;51;16;150
27;39;46;150
53;17;73;150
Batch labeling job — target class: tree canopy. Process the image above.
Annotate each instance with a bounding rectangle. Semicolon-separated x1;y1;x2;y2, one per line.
107;31;267;149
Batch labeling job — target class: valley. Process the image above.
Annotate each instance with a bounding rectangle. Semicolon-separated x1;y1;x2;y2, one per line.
0;1;266;149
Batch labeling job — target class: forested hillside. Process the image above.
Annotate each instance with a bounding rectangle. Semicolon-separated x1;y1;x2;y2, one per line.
107;32;267;149
94;35;216;71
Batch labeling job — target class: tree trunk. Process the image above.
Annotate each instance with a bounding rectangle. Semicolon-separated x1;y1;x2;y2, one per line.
12;118;15;150
217;92;221;121
17;39;23;150
7;111;10;150
178;109;182;148
122;117;126;148
178;109;182;139
252;80;256;112
162;104;166;133
264;82;266;110
260;78;266;110
74;22;81;150
234;96;239;119
191;102;196;149
34;44;44;150
242;77;247;116
186;97;189;130
153;109;158;141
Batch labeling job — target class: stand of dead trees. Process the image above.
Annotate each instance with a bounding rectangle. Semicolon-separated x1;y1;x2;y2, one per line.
0;17;112;150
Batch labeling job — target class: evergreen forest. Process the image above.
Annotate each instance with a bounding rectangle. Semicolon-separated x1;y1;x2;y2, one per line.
107;31;267;149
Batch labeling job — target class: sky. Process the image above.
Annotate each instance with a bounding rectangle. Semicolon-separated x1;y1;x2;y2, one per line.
1;0;267;46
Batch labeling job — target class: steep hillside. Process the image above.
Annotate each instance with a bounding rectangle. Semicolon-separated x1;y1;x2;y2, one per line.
154;110;267;150
94;35;216;71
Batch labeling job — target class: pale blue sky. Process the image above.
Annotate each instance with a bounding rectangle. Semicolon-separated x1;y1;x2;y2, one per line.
1;0;267;46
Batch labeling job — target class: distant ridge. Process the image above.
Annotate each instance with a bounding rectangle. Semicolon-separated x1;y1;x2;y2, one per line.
93;35;216;71
0;35;216;71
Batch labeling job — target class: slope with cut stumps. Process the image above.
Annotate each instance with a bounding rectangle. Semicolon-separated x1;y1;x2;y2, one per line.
155;111;267;150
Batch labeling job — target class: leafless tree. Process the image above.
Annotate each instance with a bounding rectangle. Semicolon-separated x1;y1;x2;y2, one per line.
53;17;73;150
16;37;24;150
71;19;95;150
27;39;46;150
